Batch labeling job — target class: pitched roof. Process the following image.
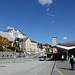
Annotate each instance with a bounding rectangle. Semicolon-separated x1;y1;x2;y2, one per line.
31;40;37;43
56;41;75;50
20;38;37;43
58;41;75;47
23;38;28;42
20;38;28;42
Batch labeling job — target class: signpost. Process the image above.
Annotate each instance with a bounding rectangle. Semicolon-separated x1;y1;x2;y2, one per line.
13;51;16;62
53;48;58;53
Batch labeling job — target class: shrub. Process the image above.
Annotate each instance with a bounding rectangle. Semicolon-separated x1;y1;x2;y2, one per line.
9;47;15;51
0;44;3;51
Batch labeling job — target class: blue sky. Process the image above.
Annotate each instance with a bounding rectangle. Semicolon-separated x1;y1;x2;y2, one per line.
0;0;75;45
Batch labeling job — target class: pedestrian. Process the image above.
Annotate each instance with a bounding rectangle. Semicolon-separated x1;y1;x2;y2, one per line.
61;55;64;62
24;52;26;57
14;52;16;59
69;55;75;70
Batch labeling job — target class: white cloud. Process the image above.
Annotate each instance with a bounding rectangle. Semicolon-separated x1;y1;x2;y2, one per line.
47;8;50;11
47;13;55;17
63;37;67;40
38;0;52;6
7;26;14;30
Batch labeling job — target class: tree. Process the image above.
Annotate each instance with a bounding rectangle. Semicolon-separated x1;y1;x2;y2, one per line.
16;38;21;42
13;40;17;47
44;43;52;47
18;42;20;49
13;38;21;52
0;36;3;51
44;43;52;54
1;37;10;48
38;43;43;49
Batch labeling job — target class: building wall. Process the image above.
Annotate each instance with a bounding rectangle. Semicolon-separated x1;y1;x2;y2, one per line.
20;38;37;52
52;37;57;46
0;52;24;58
25;38;31;52
31;42;37;52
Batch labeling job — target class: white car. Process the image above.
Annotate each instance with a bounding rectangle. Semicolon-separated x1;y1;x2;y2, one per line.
39;56;46;61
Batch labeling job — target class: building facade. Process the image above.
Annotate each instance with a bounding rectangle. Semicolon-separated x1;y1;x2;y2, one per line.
20;38;37;53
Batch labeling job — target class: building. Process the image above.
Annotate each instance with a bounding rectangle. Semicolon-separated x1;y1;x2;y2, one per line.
52;37;57;46
53;41;75;60
30;40;37;52
0;29;27;42
56;41;75;55
52;37;58;54
20;38;37;53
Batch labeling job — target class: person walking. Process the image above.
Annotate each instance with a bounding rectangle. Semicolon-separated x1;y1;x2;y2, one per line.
61;55;64;62
69;55;75;70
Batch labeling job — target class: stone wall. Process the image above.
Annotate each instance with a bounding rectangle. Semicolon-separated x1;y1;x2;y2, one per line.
0;52;24;58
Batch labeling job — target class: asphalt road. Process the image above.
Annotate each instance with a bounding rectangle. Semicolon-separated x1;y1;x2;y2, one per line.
0;58;55;75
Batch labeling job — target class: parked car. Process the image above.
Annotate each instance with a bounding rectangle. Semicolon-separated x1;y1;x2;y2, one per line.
39;56;46;61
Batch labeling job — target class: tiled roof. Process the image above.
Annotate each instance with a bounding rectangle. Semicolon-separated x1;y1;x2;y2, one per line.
23;38;28;42
20;38;37;43
31;40;37;43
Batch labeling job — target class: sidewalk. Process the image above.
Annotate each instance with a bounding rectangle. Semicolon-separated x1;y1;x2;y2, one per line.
53;60;75;75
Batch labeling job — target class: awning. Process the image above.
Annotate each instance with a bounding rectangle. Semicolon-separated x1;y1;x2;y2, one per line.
56;45;75;50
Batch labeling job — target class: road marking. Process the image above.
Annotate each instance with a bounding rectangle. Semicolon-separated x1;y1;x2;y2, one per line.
56;68;63;75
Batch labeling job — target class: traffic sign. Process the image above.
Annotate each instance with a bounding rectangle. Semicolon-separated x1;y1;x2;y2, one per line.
53;48;58;53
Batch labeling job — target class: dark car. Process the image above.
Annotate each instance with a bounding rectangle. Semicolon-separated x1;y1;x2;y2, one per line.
39;56;46;61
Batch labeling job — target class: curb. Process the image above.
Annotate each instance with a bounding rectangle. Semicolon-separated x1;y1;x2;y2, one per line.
50;60;56;75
